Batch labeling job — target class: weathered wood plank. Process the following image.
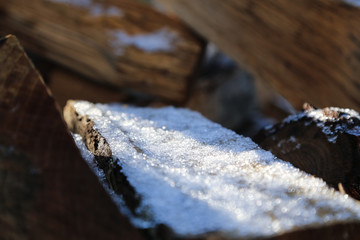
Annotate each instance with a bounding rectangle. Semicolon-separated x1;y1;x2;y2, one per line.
0;34;143;240
165;0;360;111
0;0;204;102
65;99;360;240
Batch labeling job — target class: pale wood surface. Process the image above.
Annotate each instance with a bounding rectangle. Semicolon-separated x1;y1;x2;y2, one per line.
0;0;204;102
166;0;360;111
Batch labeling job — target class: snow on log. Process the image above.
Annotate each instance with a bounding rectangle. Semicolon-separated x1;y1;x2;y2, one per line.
255;103;360;200
0;35;143;240
164;0;360;111
65;99;360;240
0;0;204;102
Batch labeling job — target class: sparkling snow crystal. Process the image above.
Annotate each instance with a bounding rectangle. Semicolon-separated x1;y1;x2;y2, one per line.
72;101;360;238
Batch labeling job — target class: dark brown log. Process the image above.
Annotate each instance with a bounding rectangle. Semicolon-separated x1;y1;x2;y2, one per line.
48;69;130;108
165;0;360;111
0;34;143;240
255;103;360;200
0;0;204;102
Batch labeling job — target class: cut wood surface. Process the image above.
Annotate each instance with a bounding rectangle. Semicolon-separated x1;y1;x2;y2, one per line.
255;103;360;200
0;34;143;240
0;0;204;102
165;0;360;111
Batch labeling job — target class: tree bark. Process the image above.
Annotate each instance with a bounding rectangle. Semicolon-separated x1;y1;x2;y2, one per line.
0;34;143;240
0;0;204;102
165;0;360;111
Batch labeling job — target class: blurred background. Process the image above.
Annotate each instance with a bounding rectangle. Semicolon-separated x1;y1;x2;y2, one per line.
1;0;359;137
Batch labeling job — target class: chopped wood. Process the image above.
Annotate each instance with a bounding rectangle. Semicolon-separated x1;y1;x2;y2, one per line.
255;103;360;200
63;100;141;214
0;34;143;240
0;0;204;102
165;0;360;111
65;99;360;240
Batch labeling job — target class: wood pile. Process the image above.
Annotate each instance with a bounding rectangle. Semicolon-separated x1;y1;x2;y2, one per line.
1;0;360;239
164;0;360;111
0;0;204;102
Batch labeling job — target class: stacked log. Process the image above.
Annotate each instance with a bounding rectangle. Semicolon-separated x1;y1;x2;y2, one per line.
0;0;204;102
165;0;360;111
255;103;360;200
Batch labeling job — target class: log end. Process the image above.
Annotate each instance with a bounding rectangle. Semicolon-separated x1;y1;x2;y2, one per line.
255;103;360;199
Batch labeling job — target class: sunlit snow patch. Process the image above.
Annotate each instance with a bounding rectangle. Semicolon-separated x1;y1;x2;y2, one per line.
71;101;360;238
109;28;178;55
50;0;124;17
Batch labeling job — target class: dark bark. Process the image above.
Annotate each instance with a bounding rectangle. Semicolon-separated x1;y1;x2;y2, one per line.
255;103;360;200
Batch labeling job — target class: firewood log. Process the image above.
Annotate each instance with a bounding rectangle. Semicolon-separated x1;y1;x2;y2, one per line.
65;99;360;240
255;103;360;200
165;0;360;111
0;0;204;102
0;34;143;240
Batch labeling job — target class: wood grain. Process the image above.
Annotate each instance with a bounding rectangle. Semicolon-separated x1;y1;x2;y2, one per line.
0;0;204;102
166;0;360;111
0;34;143;240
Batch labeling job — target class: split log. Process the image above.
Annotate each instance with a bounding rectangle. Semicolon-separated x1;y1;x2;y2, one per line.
0;0;204;102
255;103;360;200
0;34;143;239
165;0;360;111
65;99;360;240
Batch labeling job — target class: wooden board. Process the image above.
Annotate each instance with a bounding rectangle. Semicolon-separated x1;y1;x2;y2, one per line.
0;34;143;240
64;99;360;240
165;0;360;110
0;0;204;102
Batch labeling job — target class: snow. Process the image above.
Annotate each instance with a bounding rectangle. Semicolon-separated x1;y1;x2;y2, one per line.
72;101;360;238
108;28;178;55
50;0;124;17
280;106;360;143
51;0;91;7
343;0;360;7
72;133;151;228
306;107;360;122
89;5;123;17
277;136;301;154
